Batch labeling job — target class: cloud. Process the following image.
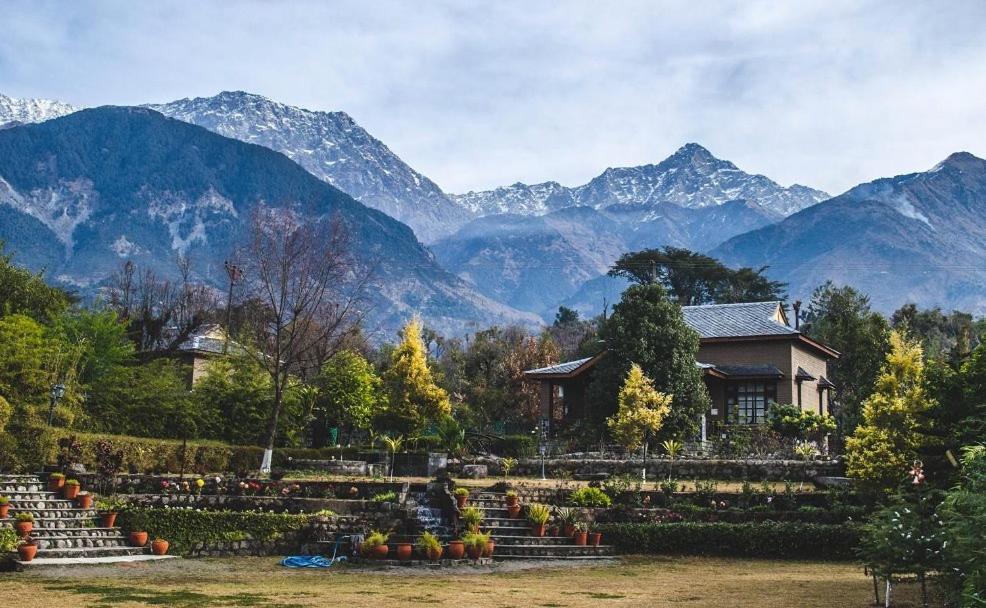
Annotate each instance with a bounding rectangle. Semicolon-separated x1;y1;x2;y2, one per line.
2;0;985;195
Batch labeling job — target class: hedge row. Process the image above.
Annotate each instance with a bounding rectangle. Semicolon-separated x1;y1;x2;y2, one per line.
118;507;317;555
40;429;385;475
596;522;861;560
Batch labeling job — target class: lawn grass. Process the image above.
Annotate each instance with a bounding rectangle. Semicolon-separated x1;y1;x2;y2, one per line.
0;556;930;607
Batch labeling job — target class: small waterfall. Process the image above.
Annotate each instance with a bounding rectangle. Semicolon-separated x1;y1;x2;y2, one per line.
409;491;451;538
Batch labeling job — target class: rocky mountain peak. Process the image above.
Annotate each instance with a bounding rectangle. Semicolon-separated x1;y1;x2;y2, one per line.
0;93;78;125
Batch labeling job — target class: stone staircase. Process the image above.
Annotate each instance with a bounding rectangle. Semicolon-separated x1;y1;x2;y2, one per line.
469;491;615;561
1;474;170;565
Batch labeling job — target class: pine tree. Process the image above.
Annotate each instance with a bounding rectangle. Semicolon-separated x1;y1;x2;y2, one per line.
607;364;671;452
846;330;934;492
381;317;451;435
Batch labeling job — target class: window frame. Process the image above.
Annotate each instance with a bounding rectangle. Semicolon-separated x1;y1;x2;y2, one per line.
725;380;777;425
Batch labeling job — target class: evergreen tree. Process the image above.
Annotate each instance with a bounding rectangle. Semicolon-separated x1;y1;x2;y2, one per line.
314;350;382;438
846;330;934;493
607;364;671;451
802;282;890;438
589;283;710;440
380;317;451;435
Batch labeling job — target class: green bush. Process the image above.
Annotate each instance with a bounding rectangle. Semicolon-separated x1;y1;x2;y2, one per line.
118;508;314;555
492;434;537;458
597;521;860;560
570;487;612;508
0;528;18;552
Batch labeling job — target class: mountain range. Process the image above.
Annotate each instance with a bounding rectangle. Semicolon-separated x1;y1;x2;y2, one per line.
1;90;984;327
0;106;538;336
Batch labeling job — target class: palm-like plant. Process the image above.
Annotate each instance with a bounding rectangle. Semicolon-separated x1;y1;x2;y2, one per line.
380;434;405;481
661;439;684;481
794;440;818;490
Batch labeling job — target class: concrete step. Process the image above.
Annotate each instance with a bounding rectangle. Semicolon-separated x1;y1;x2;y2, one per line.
490;535;577;546
34;536;131;550
494;554;617;561
4;498;88;509
493;544;614;557
0;487;54;497
30;527;122;538
19;554;177;567
37;545;151;559
7;517;100;530
1;508;98;520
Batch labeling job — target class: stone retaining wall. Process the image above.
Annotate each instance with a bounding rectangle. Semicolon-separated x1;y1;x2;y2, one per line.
506;458;843;481
118;493;407;515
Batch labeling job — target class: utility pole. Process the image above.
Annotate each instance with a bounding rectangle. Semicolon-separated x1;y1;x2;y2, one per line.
223;260;243;353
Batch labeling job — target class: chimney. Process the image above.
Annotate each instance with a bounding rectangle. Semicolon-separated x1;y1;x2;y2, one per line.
792;300;802;330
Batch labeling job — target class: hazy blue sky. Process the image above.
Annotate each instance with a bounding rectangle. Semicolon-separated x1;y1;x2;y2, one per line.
3;1;985;195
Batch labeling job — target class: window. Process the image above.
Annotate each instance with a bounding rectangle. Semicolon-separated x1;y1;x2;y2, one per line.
726;381;776;424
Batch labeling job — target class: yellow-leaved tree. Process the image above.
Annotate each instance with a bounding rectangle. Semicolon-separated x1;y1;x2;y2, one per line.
381;317;451;436
845;330;934;493
607;363;672;454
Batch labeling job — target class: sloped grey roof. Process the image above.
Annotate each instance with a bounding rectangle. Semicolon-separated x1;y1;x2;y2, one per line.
795;366;816;381
682;301;797;339
524;356;595;377
711;364;784;378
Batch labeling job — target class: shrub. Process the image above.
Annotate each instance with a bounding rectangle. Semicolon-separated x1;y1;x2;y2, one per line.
416;531;441;553
453;487;470;497
362;530;390;549
527;503;551;525
459;506;484;531
0;528;18;552
118;508;313;555
461;530;490;552
371;491;398;503
492;435;536;458
15;512;33;522
570;487;612;508
597;522;859;560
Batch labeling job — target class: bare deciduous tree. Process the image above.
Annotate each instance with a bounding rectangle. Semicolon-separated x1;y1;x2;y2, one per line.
237;208;366;471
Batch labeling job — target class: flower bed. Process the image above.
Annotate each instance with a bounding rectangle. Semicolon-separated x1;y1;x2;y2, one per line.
597;521;860;560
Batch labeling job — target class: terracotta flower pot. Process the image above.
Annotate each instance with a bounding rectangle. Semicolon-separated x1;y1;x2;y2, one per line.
466;543;483;559
455;494;467;509
151;539;169;555
100;512;118;528
505;495;519;507
396;543;412;561
77;494;93;510
483;540;495;558
372;544;389;559
17;544;37;562
506;504;522;519
446;540;465;560
563;524;575;537
15;522;33;536
129;531;148;547
589;532;602;547
574;531;588;546
48;477;64;492
547;525;559;537
0;504;9;519
426;546;443;561
63;485;80;500
532;523;547;537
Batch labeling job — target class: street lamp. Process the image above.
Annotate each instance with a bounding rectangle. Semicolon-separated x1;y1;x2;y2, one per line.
47;383;66;426
223;260;243;354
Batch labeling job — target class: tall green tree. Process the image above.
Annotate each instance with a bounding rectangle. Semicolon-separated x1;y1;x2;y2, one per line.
608;247;785;305
380;317;451;435
802;281;890;438
589;283;710;440
314;350;382;438
0;242;71;321
892;303;979;362
846;330;934;493
940;445;986;606
607;364;671;452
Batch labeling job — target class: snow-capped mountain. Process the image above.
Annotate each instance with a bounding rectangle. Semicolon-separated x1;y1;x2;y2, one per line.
713;151;986;314
453;143;829;218
146;91;470;242
0;93;77;126
0;107;538;336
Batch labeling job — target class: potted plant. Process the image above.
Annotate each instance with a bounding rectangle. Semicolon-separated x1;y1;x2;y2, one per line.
129;530;149;547
63;479;81;500
453;487;469;509
505;490;519;507
555;507;578;537
151;538;170;555
395;540;413;561
77;491;93;510
527;503;550;537
462;531;486;559
573;522;588;546
96;497;125;528
17;538;37;562
446;538;465;560
48;472;65;492
362;530;390;559
482;531;495;558
588;528;603;547
14;512;34;536
0;496;9;519
459;506;484;532
547;524;560;537
416;531;443;561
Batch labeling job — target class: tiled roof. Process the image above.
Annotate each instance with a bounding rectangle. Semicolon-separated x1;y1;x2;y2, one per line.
524;356;595;377
710;364;784;378
177;325;244;356
682;301;797;339
817;376;837;389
